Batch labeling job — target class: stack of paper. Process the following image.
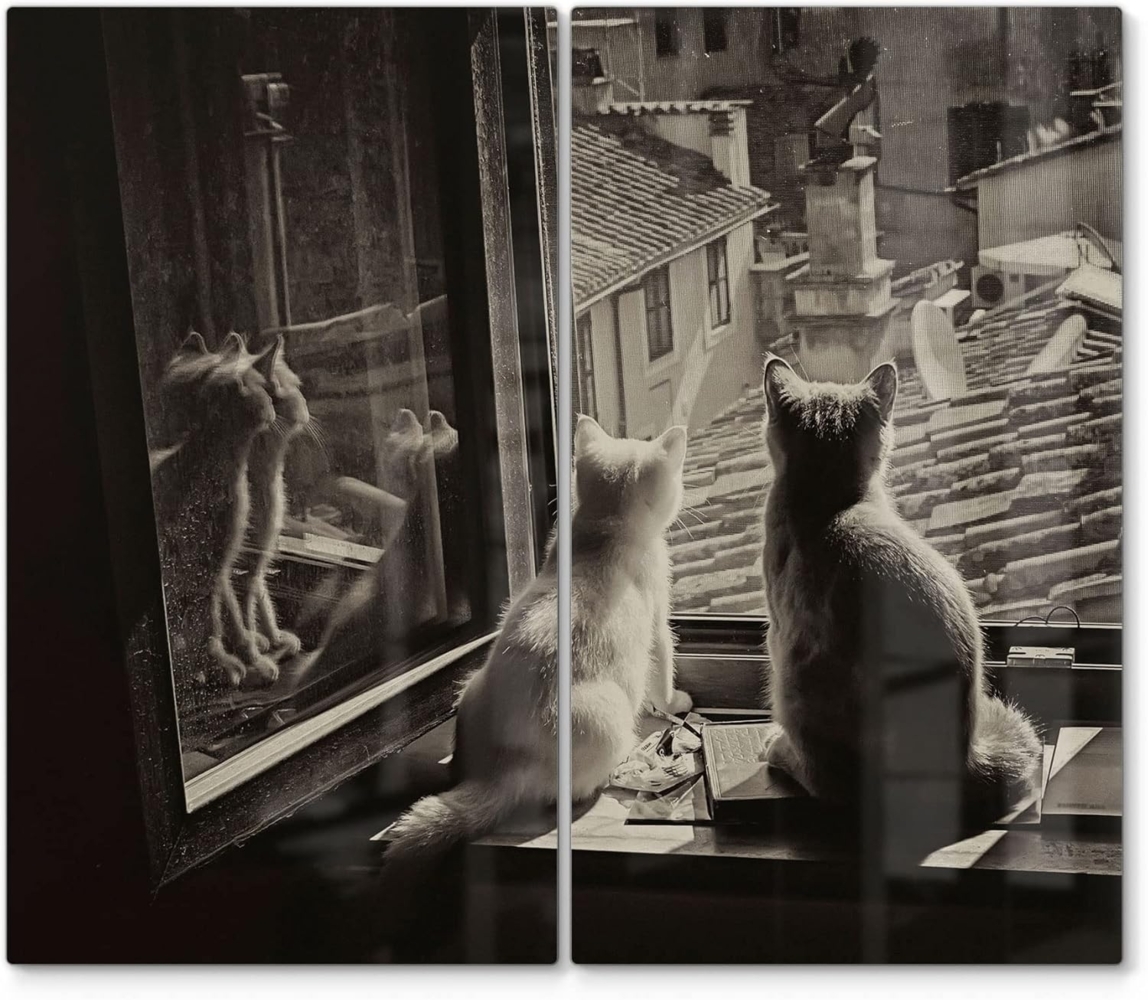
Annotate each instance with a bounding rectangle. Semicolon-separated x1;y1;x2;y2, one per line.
1043;726;1122;817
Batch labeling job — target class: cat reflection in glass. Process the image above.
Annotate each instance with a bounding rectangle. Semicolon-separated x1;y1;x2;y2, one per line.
151;331;285;689
151;331;459;696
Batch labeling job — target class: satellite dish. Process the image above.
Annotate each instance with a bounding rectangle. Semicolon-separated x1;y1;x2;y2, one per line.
911;299;968;401
1026;313;1087;375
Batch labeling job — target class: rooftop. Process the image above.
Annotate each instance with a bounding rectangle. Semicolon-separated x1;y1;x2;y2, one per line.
605;100;754;116
949;124;1122;192
670;286;1122;623
572;117;775;308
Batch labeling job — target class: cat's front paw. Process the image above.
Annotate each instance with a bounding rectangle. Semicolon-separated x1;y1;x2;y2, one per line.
252;631;272;654
245;653;280;687
667;689;693;715
208;638;246;688
272;630;302;658
760;729;793;770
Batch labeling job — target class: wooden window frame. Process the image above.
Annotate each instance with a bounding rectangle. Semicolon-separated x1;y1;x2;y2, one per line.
644;265;675;363
81;8;557;889
706;236;732;329
654;9;681;58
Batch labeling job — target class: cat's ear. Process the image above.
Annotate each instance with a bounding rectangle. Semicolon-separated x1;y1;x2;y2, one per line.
253;336;282;381
865;361;898;422
393;408;420;433
220;331;246;357
658;425;688;469
574;414;608;457
177;331;208;357
763;355;795;423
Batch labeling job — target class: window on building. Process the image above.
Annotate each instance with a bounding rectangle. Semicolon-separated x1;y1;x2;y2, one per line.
576;312;597;419
703;10;728;54
770;8;801;55
706;237;731;328
654;10;681;58
572;46;605;83
644;266;674;361
946;101;1031;186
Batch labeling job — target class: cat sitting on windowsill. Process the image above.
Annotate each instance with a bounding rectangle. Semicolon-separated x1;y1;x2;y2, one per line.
379;416;693;883
758;356;1042;868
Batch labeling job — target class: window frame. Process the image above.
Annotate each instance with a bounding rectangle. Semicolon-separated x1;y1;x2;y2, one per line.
702;9;729;55
575;311;598;420
671;614;1122;727
706;236;732;332
770;8;801;56
643;264;676;365
82;8;556;888
654;9;681;59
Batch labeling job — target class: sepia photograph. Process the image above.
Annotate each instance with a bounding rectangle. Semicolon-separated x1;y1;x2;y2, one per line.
3;0;1135;982
568;6;1122;963
9;6;559;963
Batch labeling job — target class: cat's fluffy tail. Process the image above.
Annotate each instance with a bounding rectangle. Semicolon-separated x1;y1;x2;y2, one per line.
968;694;1044;787
384;772;529;867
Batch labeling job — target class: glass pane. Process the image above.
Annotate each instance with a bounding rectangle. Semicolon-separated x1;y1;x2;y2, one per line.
106;9;518;793
570;6;1122;623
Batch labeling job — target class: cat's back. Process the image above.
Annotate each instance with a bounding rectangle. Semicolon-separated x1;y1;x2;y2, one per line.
824;501;982;672
766;494;980;667
570;530;667;688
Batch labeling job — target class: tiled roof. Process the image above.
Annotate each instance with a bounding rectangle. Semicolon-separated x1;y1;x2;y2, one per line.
948;124;1121;192
670;288;1122;622
605;100;754;116
572;117;776;307
1058;264;1122;316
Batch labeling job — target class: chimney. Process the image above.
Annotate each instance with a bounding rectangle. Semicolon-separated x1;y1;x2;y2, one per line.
572;77;615;116
709;107;751;187
789;153;899;383
572;46;615;116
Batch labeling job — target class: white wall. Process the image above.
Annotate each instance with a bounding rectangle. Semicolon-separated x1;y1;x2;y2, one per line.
583;297;622;435
978;138;1122;251
583;220;760;441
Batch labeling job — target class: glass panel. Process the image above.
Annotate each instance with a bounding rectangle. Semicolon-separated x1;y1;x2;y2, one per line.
106;9;521;792
570;6;1122;623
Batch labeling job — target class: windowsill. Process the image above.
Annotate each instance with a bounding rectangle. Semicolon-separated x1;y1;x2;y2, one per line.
643;347;679;380
439;695;1121;878
566;710;1120;877
441;646;1123;880
704;318;733;350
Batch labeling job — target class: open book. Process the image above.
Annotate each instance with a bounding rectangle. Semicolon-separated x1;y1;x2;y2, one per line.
701;722;807;822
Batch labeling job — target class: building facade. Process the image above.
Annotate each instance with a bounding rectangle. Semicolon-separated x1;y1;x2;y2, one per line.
572;102;775;438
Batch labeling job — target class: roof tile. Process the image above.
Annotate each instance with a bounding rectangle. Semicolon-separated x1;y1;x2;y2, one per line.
572;117;774;306
667;286;1122;620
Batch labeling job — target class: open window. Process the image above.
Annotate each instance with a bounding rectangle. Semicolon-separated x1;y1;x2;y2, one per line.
654;9;682;59
569;7;1122;694
702;10;729;55
92;7;556;886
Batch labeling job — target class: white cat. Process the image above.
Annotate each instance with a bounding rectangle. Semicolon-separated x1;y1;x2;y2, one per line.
382;416;692;868
568;416;693;801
